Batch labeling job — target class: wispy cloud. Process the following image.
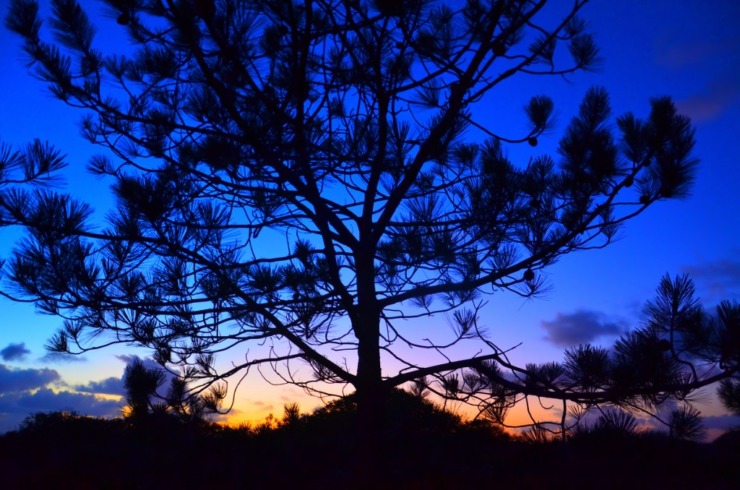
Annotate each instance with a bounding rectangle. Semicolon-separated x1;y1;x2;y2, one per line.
682;256;740;303
656;39;737;70
39;352;87;363
654;16;739;125
654;9;739;72
676;77;740;124
541;310;624;347
0;343;30;362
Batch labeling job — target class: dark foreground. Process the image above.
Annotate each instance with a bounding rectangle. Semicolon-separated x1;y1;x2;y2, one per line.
1;394;738;489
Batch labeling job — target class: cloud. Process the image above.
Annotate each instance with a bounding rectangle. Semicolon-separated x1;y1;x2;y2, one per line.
654;20;739;125
676;93;735;124
654;11;739;72
0;355;229;433
0;343;30;362
116;354;161;369
0;388;121;433
74;377;125;396
541;310;623;347
656;40;733;70
6;388;121;417
675;78;740;124
703;414;740;431
697;414;740;443
39;352;87;363
682;257;740;303
0;362;125;433
0;364;61;393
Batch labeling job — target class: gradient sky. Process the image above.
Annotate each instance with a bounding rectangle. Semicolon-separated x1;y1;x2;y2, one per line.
0;0;738;435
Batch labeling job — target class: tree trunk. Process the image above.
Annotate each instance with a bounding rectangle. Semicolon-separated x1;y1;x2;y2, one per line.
356;329;385;435
353;294;387;486
351;234;388;485
354;381;387;488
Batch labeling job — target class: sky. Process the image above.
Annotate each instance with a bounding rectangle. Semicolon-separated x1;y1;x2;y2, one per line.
0;0;738;436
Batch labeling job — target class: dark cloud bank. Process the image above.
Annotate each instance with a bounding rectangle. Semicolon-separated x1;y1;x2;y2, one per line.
74;377;126;396
0;355;182;433
541;309;623;347
0;363;122;433
0;364;60;393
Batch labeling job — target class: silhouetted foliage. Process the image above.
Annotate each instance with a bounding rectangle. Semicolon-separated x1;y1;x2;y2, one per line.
713;427;740;453
1;0;735;448
17;410;122;436
719;378;740;414
668;405;705;442
123;356;166;421
1;402;738;489
122;356;212;427
715;300;740;414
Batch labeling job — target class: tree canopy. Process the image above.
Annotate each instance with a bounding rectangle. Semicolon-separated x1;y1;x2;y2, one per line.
1;0;737;435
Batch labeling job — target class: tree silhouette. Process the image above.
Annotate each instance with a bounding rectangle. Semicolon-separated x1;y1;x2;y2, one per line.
476;274;737;439
2;0;737;444
122;356;212;426
0;139;65;289
719;378;740;414
715;298;740;414
122;356;166;421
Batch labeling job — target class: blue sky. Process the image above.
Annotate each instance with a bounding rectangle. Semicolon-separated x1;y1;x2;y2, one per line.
0;0;738;435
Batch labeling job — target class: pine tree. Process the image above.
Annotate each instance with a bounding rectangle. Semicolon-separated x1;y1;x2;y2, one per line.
2;0;735;449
